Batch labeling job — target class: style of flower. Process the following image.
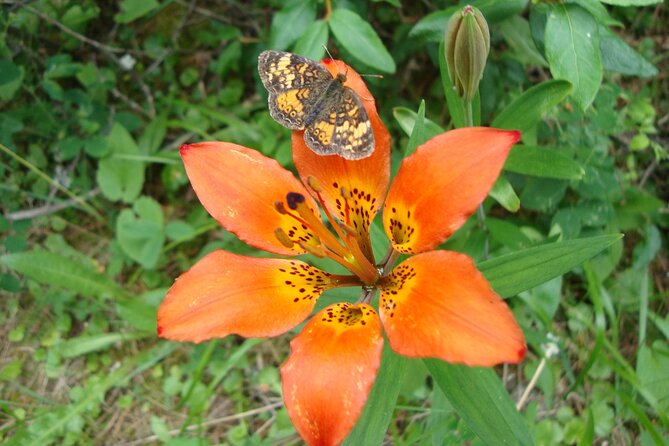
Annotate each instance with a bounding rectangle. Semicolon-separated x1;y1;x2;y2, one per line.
157;58;526;446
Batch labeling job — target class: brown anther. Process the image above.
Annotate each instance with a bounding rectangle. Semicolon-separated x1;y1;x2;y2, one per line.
274;228;294;248
340;186;352;199
286;192;306;210
274;201;288;214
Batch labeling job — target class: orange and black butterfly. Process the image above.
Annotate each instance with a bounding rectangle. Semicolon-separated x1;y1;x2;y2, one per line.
258;50;375;160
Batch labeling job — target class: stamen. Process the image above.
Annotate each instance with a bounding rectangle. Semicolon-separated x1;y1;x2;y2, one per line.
274;228;294;248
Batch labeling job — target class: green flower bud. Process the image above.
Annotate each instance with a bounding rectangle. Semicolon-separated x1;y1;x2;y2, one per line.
444;5;490;103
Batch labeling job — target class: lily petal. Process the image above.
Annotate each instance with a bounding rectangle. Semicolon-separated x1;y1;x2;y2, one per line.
158;250;333;342
292;60;391;261
379;250;526;366
181;142;320;256
282;303;383;446
383;128;520;254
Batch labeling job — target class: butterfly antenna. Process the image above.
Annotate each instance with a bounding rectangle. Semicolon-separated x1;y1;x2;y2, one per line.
322;45;346;76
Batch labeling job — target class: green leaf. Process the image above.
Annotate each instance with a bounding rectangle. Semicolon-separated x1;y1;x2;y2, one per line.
409;1;527;42
485;218;532;250
58;333;147;358
404;100;426;156
165;220;196;242
489;176;520;212
116;196;165;269
138;114;167;155
293;20;329;60
269;0;317;50
329;9;395;73
439;40;466;128
0;58;24;101
492;80;572;133
424;361;534;446
599;0;661;5
478;234;622;298
97;123;145;203
392;106;444;140
504;145;585;180
599;25;657;77
114;0;160;24
0;250;126;299
499;16;548;68
343;345;408;445
545;4;602;111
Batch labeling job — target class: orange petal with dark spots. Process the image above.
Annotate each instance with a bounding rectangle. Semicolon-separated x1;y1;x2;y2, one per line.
383;127;520;254
379;250;526;366
281;303;383;446
157;250;333;342
292;60;391;261
181;142;320;256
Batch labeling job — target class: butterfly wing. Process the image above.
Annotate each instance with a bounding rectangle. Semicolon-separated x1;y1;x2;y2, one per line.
258;51;332;130
304;86;375;160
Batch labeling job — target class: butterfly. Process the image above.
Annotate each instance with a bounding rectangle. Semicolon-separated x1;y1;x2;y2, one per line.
258;50;375;160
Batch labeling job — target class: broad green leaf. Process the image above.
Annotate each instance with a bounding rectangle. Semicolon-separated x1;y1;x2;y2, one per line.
504;145;585;180
404;100;426;156
485;217;532;250
116;196;165;269
392;106;444;139
269;0;317;50
97;123;145;203
165;220;196;242
424;361;534;446
293;20;329;60
343;345;408;446
409;0;527;42
599;0;661;5
439;40;466;128
329;9;395;73
408;9;456;42
499;16;548;67
545;4;602;111
114;0;159;24
478;234;622;298
599;25;657;77
0;58;24;101
490;176;520;212
58;333;147;358
0;250;126;299
492;80;572;133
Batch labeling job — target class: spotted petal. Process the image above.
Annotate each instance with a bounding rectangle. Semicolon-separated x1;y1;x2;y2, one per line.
157;250;334;342
282;303;383;446
379;250;526;366
292;60;391;261
383;127;520;254
181;142;320;256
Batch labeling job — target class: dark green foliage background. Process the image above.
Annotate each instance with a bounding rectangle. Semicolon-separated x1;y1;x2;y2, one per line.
0;1;667;445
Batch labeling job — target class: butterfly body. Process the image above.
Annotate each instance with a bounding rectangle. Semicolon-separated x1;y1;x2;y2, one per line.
258;50;375;160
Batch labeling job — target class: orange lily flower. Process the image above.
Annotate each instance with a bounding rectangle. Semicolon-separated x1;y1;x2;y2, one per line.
158;59;525;446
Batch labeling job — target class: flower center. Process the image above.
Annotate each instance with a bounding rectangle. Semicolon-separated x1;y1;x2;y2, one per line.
273;179;380;286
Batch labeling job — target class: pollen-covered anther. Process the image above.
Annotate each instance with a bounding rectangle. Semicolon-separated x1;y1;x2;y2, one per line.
305;176;323;193
274;228;294;248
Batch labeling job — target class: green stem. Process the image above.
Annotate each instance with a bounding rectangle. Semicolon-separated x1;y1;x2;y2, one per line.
0;143;104;222
463;100;474;127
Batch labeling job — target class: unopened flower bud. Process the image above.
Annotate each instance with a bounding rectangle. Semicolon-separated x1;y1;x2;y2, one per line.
444;5;490;103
